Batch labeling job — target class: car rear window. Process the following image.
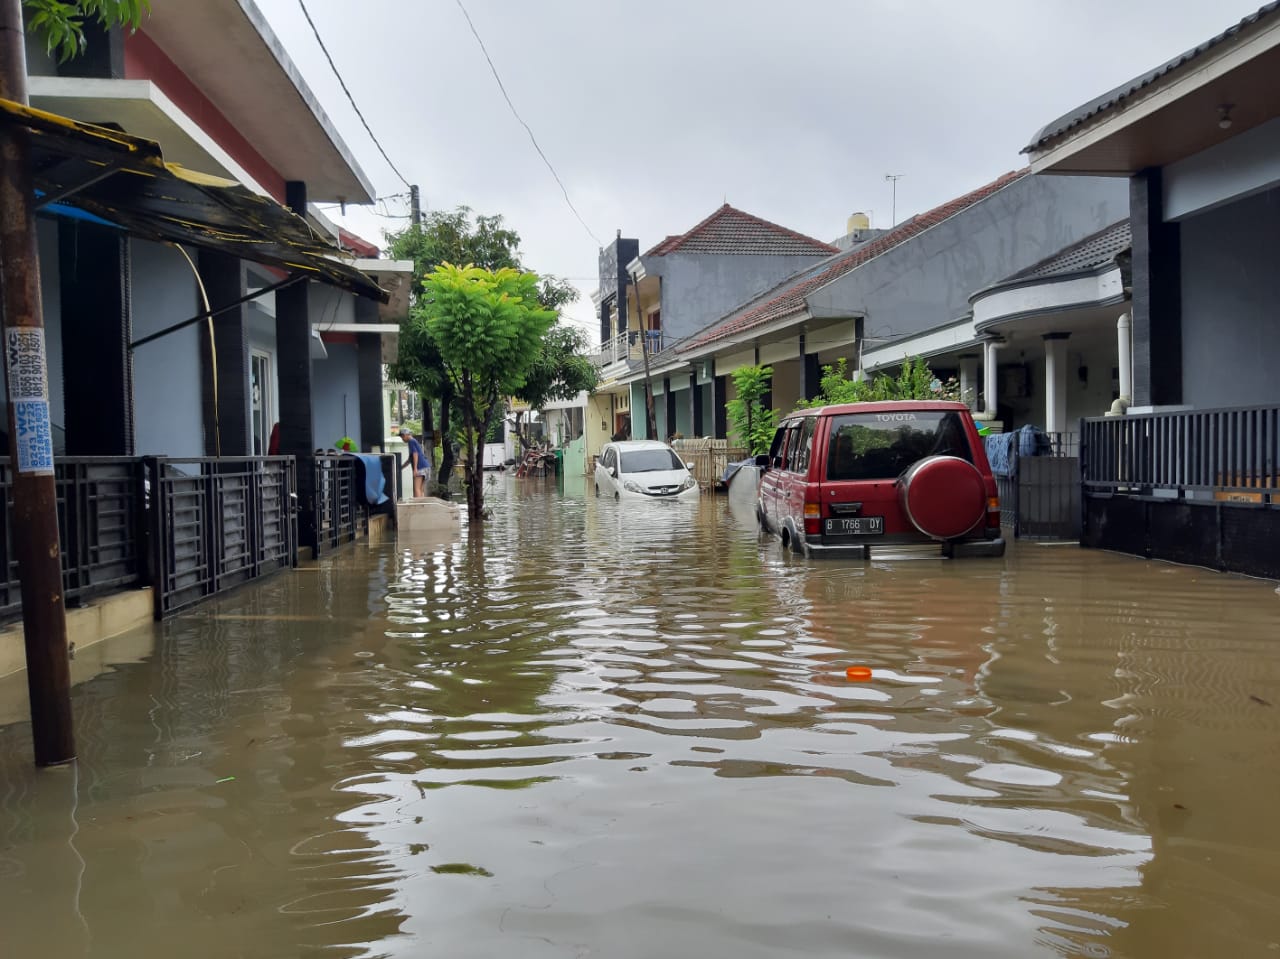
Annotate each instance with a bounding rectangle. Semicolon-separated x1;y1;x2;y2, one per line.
621;448;684;472
826;411;973;481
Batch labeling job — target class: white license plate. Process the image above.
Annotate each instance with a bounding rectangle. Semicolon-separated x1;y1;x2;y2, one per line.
824;516;884;536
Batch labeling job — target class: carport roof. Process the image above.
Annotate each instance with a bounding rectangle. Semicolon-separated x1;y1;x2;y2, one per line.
3;97;387;302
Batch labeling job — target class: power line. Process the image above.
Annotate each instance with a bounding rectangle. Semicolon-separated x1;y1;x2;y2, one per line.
296;0;411;191
453;0;602;247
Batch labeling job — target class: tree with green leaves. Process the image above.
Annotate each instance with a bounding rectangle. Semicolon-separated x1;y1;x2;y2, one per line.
798;356;960;408
22;0;147;62
412;263;556;523
726;365;778;455
386;207;580;486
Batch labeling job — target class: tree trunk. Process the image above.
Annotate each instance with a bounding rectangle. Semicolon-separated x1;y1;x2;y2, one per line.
460;371;483;524
437;383;454;488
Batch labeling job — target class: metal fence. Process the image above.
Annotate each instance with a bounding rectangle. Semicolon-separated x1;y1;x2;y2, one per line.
312;455;363;554
0;457;147;620
987;430;1080;539
1082;404;1280;495
147;457;297;617
597;330;666;366
670;438;748;490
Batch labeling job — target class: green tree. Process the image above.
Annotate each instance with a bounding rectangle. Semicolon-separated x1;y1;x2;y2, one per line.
726;365;778;455
413;263;555;523
386;207;579;486
798;356;960;408
23;0;148;62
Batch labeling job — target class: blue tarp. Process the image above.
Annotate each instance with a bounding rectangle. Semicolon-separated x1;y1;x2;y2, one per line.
984;426;1053;478
347;453;389;505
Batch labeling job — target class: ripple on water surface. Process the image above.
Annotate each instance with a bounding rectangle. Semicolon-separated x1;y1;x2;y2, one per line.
2;478;1280;958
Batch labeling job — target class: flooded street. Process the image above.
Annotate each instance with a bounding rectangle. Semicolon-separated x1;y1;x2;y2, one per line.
3;475;1280;958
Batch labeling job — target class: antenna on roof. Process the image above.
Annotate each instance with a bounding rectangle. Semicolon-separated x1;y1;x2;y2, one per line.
885;174;904;226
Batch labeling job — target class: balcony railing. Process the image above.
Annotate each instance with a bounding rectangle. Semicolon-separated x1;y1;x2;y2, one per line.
1082;404;1280;495
597;330;665;366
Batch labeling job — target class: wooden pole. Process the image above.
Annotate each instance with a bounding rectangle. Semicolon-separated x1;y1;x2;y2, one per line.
0;0;76;765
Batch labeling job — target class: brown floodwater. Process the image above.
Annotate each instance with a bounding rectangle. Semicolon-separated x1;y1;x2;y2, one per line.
2;475;1279;958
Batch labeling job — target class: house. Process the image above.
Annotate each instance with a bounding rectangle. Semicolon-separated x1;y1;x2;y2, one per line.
0;0;409;659
1022;1;1280;577
674;171;1129;433
587;206;838;457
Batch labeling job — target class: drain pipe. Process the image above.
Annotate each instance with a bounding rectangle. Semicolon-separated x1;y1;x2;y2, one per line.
1108;311;1132;416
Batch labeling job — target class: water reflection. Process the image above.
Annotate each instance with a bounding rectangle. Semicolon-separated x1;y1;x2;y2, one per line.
1;474;1278;957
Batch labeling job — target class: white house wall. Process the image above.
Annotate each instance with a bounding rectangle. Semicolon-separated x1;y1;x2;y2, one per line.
130;239;203;457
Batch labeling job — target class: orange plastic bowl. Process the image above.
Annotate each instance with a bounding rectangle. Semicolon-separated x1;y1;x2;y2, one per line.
845;666;873;682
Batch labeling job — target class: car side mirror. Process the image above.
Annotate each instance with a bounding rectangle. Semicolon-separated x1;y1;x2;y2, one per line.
754;454;770;469
685;461;695;470
609;466;618;478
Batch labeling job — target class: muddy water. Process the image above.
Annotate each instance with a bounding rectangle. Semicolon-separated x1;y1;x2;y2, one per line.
2;476;1279;958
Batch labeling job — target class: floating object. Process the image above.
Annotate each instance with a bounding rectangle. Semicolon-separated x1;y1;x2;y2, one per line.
215;776;236;784
845;666;873;682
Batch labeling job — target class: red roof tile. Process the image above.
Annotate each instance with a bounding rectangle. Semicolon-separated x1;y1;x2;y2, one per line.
643;204;839;257
679;170;1030;353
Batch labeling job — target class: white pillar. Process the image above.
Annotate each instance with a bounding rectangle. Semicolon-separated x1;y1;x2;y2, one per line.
981;340;1001;420
958;354;979;410
1110;310;1132;415
1043;333;1070;435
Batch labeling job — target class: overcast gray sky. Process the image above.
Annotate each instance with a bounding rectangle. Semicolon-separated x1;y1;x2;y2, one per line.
254;0;1265;338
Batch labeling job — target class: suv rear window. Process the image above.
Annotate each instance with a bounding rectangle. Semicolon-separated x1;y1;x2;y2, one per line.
826;411;973;481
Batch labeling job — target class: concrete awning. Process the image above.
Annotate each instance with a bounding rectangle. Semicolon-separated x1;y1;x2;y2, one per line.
2;97;387;302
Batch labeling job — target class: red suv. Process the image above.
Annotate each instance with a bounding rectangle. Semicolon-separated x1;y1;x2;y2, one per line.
756;401;1005;558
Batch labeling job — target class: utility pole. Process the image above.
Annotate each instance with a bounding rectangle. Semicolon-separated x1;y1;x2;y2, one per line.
885;174;904;227
410;184;421;227
0;0;76;766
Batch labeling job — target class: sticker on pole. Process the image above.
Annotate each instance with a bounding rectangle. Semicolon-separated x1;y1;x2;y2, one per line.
5;329;55;474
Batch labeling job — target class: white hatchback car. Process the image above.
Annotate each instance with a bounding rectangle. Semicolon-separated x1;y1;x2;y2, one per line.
594;440;700;500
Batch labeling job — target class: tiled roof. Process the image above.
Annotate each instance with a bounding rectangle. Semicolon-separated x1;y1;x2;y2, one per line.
1024;2;1280;153
679;169;1030;353
1007;220;1131;282
643;204;839;257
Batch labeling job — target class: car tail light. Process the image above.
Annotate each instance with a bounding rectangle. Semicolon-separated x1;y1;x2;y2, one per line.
804;500;820;536
986;495;1001;529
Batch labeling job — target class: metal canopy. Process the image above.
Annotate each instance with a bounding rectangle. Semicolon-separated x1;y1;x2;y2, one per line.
0;97;388;303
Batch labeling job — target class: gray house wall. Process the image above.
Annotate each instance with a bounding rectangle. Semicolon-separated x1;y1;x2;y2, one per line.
311;341;361;451
1179;184;1280;409
648;253;832;342
804;175;1129;339
131;239;203;457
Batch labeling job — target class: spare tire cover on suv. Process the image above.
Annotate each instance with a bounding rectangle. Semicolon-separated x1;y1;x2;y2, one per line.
897;455;986;540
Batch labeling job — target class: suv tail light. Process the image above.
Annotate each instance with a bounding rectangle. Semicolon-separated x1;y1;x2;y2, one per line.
986;495;1001;530
804;499;821;536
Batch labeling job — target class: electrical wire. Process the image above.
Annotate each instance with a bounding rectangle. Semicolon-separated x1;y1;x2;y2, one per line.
296;0;412;191
453;0;602;247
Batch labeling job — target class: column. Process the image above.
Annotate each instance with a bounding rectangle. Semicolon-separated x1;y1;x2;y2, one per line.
713;375;728;439
1110;311;1132;416
663;377;677;438
357;296;384;451
59;222;133;454
1043;333;1070;435
958;353;979;411
1129;169;1181;407
981;340;1002;421
688;371;703;437
197;250;251;456
276;181;316;549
